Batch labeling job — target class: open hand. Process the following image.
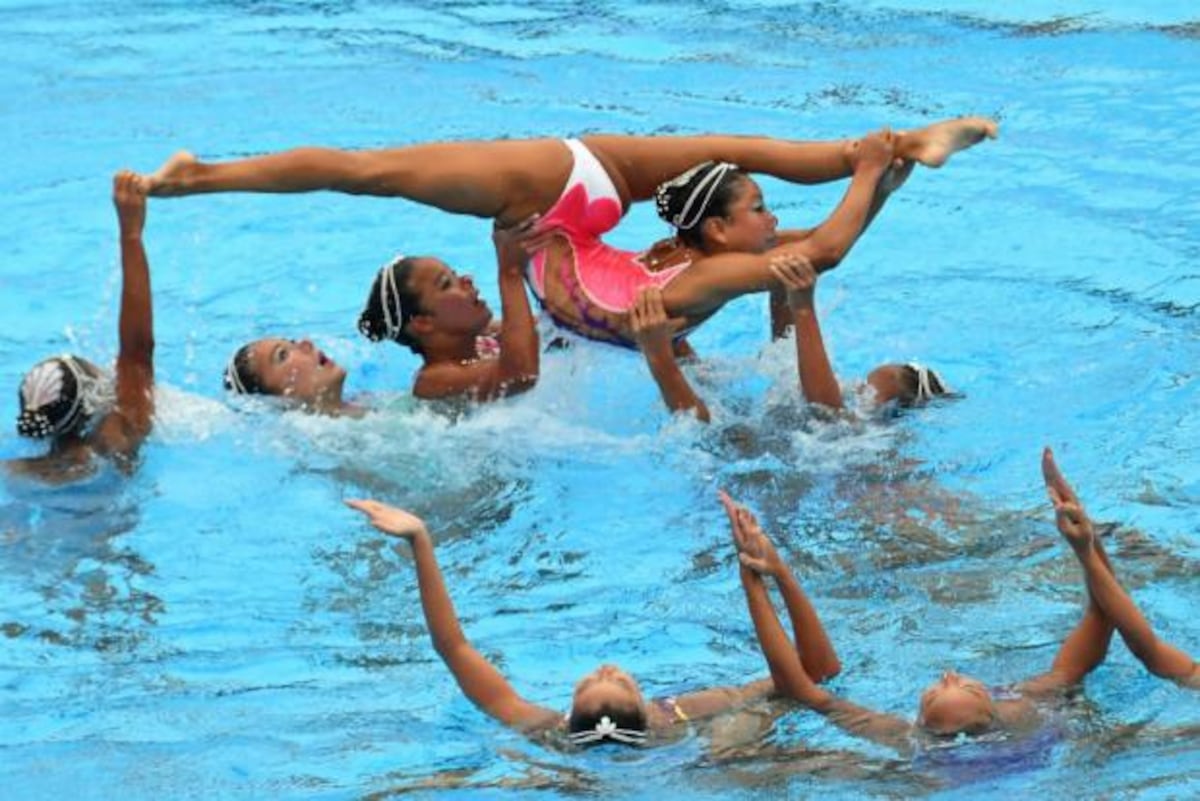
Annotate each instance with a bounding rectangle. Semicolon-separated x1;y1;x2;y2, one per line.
492;214;545;270
1041;447;1094;550
630;287;685;354
853;128;897;172
767;252;817;309
345;498;428;541
495;213;566;259
719;490;783;577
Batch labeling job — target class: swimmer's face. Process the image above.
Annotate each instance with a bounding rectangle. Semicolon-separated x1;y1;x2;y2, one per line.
571;663;647;720
706;176;778;253
247;337;346;406
405;257;493;339
918;671;997;736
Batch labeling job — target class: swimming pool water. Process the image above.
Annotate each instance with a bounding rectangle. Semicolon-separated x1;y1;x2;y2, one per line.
2;2;1198;798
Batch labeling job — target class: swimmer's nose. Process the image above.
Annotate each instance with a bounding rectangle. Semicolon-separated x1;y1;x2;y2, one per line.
297;339;315;353
460;274;476;290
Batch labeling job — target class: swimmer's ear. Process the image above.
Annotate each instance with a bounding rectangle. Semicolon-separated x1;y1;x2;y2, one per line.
407;314;436;337
700;215;729;248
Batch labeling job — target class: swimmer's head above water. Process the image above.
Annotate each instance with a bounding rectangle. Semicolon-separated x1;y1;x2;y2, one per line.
16;355;113;439
565;663;649;747
224;337;347;412
359;255;494;356
865;363;953;408
917;671;999;737
655;162;778;254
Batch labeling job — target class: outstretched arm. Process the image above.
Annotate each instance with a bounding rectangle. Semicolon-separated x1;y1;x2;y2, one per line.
414;221;540;401
91;171;155;465
720;492;913;753
1041;448;1197;688
1020;448;1119;693
661;130;895;321
630;287;710;423
768;256;843;411
768;157;912;341
719;491;841;681
345;500;561;728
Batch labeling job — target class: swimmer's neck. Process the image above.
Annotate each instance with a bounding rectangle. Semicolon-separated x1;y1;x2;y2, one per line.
421;332;486;366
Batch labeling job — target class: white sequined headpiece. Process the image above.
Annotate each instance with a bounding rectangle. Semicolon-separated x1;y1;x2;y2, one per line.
17;355;113;438
654;161;739;231
565;714;648;746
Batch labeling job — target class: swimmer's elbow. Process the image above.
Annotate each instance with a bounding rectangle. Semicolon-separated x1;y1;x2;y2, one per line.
803;239;849;273
811;657;842;684
498;371;538;397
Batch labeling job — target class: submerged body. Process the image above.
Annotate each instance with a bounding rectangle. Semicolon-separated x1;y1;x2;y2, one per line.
344;496;844;748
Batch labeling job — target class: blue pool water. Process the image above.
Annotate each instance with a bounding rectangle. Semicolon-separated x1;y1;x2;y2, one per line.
2;2;1198;798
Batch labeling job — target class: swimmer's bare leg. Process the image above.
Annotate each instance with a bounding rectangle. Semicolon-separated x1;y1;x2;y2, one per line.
585;117;997;202
140;139;575;224
140;117;996;221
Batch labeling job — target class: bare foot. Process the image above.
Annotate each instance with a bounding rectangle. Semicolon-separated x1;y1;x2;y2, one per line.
141;150;199;197
901;117;999;168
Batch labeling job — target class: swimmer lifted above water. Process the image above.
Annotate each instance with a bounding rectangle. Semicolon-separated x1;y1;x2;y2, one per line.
141;119;995;404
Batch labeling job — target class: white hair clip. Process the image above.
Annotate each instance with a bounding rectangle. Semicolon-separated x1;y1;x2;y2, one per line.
908;362;950;402
565;715;648;746
655;162;738;231
379;254;406;341
225;351;249;394
20;358;67;411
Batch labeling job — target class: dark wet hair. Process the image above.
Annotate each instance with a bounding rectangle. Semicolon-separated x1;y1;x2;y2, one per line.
566;702;648;748
223;343;267;395
358;256;424;355
654;161;749;249
897;364;948;406
17;355;87;438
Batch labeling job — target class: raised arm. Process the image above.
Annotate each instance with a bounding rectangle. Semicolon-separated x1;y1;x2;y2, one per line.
769;256;843;411
1040;448;1196;689
769;157;912;341
720;492;834;700
413;221;540;401
630;287;710;423
1019;448;1118;694
345;500;560;728
660;130;894;321
91;171;155;465
720;491;914;753
719;491;840;681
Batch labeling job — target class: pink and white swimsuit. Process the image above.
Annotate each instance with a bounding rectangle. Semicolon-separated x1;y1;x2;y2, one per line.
527;139;689;347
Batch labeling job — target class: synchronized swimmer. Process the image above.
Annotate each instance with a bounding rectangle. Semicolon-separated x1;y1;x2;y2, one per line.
7;111;1193;779
136;118;995;412
6;173;156;483
733;447;1195;754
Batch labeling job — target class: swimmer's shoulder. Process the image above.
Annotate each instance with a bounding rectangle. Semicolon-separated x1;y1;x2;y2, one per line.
3;446;97;485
